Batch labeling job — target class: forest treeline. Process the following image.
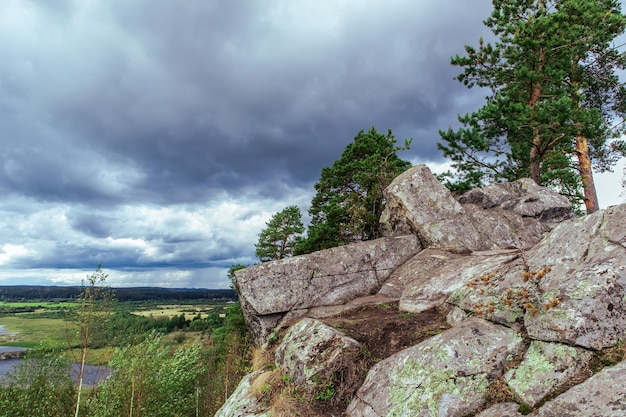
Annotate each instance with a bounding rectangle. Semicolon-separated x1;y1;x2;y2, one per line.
0;285;236;302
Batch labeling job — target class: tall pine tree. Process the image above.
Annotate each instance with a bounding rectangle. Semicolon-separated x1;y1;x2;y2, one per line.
439;0;626;212
295;127;411;254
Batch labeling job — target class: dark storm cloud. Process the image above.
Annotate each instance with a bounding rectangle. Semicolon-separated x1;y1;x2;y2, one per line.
68;211;114;238
1;0;491;204
0;0;502;287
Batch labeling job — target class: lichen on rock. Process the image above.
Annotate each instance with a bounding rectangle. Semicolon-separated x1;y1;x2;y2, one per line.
388;361;489;416
505;340;593;407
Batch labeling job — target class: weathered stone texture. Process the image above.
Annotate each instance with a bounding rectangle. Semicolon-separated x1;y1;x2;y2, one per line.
236;234;421;316
447;205;626;350
346;318;524;417
446;306;469;327
378;249;459;298
505;341;593;407
397;250;519;314
274;318;360;389
523;205;626;350
380;165;485;252
224;165;626;417
213;370;270;417
463;205;547;250
380;165;465;239
474;402;522;417
380;165;572;253
235;235;421;344
458;178;573;226
534;360;626;417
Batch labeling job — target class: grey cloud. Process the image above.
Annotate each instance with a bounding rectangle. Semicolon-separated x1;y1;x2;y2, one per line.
6;0;490;203
68;211;114;239
0;0;500;287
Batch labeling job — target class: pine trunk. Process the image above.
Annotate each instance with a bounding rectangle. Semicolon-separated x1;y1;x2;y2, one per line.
576;134;600;213
571;60;600;214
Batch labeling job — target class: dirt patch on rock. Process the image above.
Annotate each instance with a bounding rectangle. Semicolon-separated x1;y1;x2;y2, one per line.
322;302;450;363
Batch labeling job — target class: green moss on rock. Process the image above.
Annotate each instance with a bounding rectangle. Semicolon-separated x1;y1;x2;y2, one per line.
388;359;489;416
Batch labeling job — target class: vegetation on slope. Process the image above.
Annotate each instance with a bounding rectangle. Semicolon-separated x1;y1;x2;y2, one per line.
0;269;252;417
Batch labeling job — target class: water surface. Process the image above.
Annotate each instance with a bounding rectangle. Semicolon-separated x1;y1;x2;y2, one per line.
0;325;15;335
0;324;109;385
0;359;21;381
0;358;110;386
0;346;26;354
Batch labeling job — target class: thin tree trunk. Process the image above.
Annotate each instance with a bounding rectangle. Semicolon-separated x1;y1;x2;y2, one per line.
74;362;84;417
571;60;600;214
74;310;90;417
576;134;600;213
130;377;135;417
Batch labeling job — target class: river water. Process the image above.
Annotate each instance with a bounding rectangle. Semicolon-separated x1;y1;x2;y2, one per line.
0;325;15;337
0;356;110;386
0;358;21;380
0;326;110;385
0;325;23;379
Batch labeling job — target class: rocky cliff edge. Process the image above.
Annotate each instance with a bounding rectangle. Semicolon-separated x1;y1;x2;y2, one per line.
218;165;626;417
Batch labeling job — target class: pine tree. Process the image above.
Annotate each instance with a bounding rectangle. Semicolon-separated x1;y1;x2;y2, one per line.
255;205;304;262
439;0;626;212
295;127;411;254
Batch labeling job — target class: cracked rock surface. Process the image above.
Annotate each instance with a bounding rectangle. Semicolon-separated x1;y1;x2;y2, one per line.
346;318;525;417
534;360;626;417
523;205;626;350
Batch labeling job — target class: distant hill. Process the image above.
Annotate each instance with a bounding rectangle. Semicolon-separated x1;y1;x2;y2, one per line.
0;285;237;302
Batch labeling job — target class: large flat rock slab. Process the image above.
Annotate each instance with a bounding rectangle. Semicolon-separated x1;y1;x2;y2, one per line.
449;205;626;350
395;249;519;314
505;341;593;407
235;235;421;344
378;249;463;298
523;205;626;350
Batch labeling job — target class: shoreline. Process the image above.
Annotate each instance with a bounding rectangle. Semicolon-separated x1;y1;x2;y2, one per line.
0;325;22;357
0;351;24;360
0;325;16;335
0;346;27;360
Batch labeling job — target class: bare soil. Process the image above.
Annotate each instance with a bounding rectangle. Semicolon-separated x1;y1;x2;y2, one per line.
322;302;450;362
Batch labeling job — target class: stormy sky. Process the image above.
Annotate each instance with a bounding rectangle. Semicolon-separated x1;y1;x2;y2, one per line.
1;0;624;289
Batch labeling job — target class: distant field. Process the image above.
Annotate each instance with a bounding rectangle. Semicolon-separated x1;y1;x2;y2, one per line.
0;316;69;348
0;298;235;368
0;300;233;351
0;301;76;309
131;304;228;320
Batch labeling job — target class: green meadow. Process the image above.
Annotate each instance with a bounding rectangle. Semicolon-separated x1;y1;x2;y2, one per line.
0;301;76;309
0;316;70;348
